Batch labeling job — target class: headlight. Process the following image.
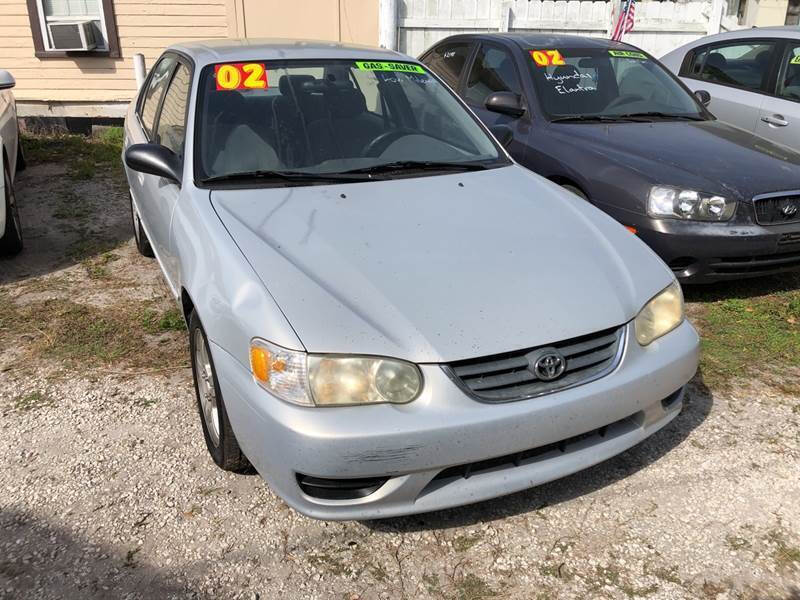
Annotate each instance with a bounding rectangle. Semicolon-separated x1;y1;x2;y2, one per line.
634;281;685;346
648;186;735;221
249;339;313;406
249;339;422;406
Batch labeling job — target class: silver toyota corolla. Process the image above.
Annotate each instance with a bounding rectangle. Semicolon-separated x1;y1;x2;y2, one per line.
122;39;699;520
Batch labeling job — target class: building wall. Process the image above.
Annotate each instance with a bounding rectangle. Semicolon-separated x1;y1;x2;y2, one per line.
239;0;379;45
1;0;380;118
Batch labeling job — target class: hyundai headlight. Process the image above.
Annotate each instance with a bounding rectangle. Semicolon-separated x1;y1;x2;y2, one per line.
249;339;422;406
634;281;685;346
648;186;735;221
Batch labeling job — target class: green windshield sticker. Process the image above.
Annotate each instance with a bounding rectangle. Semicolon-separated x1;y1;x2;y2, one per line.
608;50;648;60
790;55;800;64
355;61;426;73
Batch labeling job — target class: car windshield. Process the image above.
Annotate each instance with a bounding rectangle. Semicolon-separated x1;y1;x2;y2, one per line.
527;47;706;122
196;59;506;183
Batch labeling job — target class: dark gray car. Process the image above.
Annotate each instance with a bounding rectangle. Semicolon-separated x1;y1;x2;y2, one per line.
421;33;800;283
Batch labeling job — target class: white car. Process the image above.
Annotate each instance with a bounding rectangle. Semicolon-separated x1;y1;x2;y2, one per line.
0;68;22;256
661;26;800;153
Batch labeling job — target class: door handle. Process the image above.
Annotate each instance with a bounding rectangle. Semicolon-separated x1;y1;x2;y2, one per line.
761;114;789;127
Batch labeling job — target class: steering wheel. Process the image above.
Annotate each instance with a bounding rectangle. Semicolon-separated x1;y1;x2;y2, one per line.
362;128;419;157
605;94;646;111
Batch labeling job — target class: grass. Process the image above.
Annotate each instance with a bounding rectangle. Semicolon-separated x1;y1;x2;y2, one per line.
10;391;55;413
0;291;186;372
454;573;497;600
21;127;124;181
686;275;800;389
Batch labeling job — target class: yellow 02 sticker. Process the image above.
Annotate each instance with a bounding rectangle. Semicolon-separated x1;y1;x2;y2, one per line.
214;63;268;91
530;49;566;67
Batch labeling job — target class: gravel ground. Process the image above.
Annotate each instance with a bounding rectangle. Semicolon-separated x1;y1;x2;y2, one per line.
1;154;799;600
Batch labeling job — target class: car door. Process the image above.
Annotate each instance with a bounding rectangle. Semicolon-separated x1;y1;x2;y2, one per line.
679;39;778;132
755;41;800;152
460;42;530;160
127;54;177;259
141;59;192;287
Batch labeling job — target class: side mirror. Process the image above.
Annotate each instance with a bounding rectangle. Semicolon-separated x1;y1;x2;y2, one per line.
489;124;514;149
0;69;16;91
694;89;711;106
485;91;525;118
124;143;182;185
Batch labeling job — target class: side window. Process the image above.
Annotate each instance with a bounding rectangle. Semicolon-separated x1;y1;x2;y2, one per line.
139;56;176;137
684;48;708;78
777;44;800;102
464;44;522;106
697;42;775;91
420;41;472;89
156;63;191;157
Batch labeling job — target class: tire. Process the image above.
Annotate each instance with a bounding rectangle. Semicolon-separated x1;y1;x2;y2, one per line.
16;140;26;172
0;161;23;256
189;310;251;472
561;184;588;201
129;193;154;257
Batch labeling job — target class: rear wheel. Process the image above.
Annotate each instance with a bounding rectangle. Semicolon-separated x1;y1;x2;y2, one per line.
189;310;251;472
0;161;23;256
129;193;154;257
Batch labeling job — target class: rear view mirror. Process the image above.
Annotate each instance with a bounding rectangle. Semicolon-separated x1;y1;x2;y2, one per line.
485;92;525;118
694;89;711;106
124;143;182;185
0;69;16;91
489;124;514;149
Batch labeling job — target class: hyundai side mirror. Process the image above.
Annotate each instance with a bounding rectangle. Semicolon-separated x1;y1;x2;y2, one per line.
124;143;183;186
485;92;525;118
0;69;16;91
694;89;711;106
489;124;514;149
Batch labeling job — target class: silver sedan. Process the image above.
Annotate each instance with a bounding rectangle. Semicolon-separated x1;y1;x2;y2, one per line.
122;40;699;520
661;26;800;153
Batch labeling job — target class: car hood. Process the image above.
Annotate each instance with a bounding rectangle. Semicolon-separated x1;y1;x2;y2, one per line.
546;120;800;200
211;166;673;363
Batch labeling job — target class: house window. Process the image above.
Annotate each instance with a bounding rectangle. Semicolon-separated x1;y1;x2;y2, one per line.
26;0;120;58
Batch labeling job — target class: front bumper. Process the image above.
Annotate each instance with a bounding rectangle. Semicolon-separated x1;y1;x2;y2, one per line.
610;207;800;283
213;320;699;520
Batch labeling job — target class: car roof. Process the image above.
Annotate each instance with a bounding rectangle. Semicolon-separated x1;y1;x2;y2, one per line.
431;32;643;52
677;25;800;46
167;38;410;66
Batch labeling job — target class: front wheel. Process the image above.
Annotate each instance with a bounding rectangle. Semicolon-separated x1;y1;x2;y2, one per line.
189;310;251;472
129;193;154;257
0;161;23;256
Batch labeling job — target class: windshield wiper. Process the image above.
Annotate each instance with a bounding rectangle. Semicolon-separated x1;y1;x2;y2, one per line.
550;115;632;123
201;169;372;184
341;161;490;175
613;112;706;122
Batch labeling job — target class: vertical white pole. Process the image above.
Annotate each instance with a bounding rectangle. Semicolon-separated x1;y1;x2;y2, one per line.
133;53;146;89
500;1;512;31
379;0;398;50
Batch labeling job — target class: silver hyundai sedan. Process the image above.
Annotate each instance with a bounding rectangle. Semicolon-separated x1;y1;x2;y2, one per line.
122;39;699;520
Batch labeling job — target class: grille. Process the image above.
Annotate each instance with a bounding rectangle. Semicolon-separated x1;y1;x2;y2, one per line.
779;232;800;246
753;194;800;226
710;249;800;274
445;325;624;403
423;388;683;492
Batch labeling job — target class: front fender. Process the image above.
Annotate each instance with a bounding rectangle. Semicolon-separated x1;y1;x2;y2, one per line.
171;187;304;369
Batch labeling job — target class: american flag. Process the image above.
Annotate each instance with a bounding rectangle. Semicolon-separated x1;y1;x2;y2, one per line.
611;0;636;42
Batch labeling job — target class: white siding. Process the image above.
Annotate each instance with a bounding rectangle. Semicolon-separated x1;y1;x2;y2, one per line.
398;0;742;58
